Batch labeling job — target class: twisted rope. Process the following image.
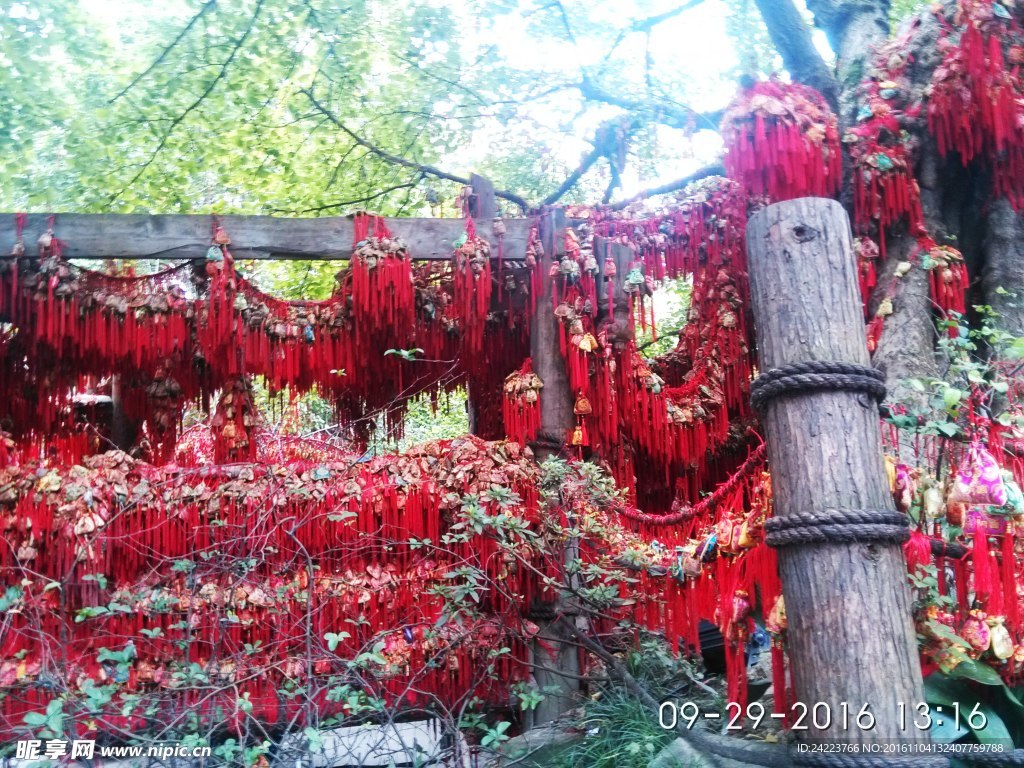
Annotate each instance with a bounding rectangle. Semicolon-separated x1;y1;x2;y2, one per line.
765;508;910;547
751;361;886;413
792;752;950;768
959;750;1024;767
615;443;767;525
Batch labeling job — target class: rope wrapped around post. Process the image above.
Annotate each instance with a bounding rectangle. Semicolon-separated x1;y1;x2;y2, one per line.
750;360;886;413
792;752;950;768
765;508;910;546
752;360;911;547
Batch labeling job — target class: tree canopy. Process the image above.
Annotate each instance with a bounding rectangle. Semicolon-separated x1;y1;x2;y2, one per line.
2;0;791;214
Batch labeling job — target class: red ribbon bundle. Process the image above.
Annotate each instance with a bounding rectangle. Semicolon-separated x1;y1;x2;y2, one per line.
721;79;841;201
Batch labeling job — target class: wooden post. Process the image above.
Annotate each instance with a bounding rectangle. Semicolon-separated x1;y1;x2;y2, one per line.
533;208;574;457
470;174;497;221
746;198;927;744
526;207;580;727
465;174;497;438
109;375;133;452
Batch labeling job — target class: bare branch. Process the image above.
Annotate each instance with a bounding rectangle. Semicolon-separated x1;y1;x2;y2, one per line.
109;0;218;103
608;163;725;210
539;145;604;206
598;0;706;71
577;76;723;132
602;161;622;205
751;0;840;110
301;90;530;212
269;179;423;215
108;0;266;203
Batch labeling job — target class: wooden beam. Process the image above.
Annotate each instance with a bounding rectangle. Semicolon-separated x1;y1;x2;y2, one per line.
0;213;529;262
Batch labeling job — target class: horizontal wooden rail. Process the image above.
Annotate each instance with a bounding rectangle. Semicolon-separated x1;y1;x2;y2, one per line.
0;213;531;262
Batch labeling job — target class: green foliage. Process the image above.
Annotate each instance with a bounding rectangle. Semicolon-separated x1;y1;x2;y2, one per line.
1;0;746;216
924;673;1024;747
638;277;691;359
885;311;1024;448
550;689;671;768
393;388;469;450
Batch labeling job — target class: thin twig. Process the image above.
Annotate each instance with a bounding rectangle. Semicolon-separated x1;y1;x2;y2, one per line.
109;0;218;103
302;90;530;212
608;163;725;210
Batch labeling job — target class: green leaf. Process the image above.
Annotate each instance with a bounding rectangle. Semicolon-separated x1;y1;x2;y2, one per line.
944;387;963;409
928;714;969;744
304;726;323;751
324;631;350;652
23;711;48;727
1003;337;1024;360
949;659;1003;686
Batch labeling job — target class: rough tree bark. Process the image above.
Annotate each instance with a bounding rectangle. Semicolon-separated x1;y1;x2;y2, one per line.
805;0;890;121
527;207;580;727
984;199;1024;337
747;198;927;744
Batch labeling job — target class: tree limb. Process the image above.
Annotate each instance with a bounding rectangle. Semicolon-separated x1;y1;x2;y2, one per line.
608;163;725;210
109;0;265;203
302;90;530;212
109;0;218;103
577;77;723;132
269;180;423;215
602;161;622;204
539;145;604;206
601;0;706;65
751;0;840;110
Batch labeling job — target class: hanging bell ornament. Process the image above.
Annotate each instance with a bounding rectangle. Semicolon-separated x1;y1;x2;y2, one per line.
1012;644;1024;676
765;595;787;639
571;424;586;446
576;333;599;353
504;274;517;292
213;226;231;245
492;216;507;237
574;394;592;416
10;238;24;257
961;609;991;656
988;616;1014;660
603;258;617;278
37;229;53;250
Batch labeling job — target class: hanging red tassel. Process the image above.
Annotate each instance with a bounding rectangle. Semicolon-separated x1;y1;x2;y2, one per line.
502;359;542;445
721;78;841;201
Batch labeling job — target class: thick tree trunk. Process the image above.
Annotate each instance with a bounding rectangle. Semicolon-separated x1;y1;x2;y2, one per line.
872;145;946;411
983;198;1024;337
747;198;927;744
872;233;939;405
